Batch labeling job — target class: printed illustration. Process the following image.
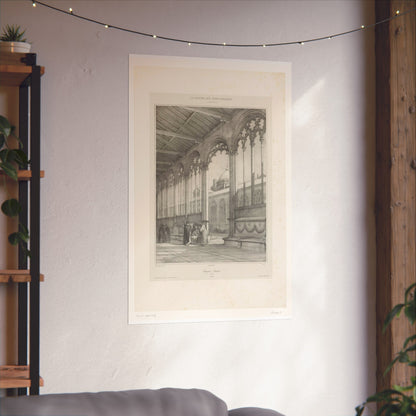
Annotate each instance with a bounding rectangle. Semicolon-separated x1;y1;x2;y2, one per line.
155;106;267;264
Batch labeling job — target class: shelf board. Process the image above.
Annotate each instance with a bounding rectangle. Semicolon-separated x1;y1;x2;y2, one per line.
0;366;44;389
0;270;45;283
0;170;45;180
0;52;45;87
0;52;30;66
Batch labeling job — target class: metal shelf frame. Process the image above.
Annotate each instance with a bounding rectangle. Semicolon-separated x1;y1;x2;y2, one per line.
1;52;43;396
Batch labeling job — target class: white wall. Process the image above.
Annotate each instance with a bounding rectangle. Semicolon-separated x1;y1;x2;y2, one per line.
0;1;376;415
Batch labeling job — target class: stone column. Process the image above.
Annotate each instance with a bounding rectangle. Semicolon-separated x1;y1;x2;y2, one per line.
164;184;168;218
172;178;176;218
228;150;237;238
184;174;189;218
260;136;265;204
200;163;209;244
250;139;255;205
156;181;160;219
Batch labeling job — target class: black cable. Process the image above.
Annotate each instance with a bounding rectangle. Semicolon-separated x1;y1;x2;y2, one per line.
30;1;416;48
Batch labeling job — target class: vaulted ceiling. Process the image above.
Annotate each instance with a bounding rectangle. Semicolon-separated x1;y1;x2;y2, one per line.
156;106;239;178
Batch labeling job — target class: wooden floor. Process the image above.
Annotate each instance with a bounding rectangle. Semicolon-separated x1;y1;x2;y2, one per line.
156;241;266;263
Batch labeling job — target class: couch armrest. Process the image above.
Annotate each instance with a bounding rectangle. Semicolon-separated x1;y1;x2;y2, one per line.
229;407;285;416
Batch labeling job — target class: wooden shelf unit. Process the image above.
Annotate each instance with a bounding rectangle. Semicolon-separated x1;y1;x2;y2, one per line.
0;366;44;389
0;52;44;395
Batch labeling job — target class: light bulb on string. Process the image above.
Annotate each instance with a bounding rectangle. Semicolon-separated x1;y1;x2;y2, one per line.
28;0;416;49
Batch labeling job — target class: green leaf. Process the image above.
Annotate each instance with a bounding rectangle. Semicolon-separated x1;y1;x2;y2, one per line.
13;149;28;168
0;161;18;180
398;351;409;364
378;402;402;416
1;198;21;217
393;384;414;393
8;228;29;247
384;355;401;376
0;25;27;42
405;283;416;302
0;115;12;138
21;244;31;259
5;149;17;163
0;134;4;149
355;404;365;416
366;389;403;402
8;232;19;246
18;223;29;242
404;343;416;354
383;303;405;332
404;334;416;349
0;149;27;166
0;148;9;162
405;301;416;325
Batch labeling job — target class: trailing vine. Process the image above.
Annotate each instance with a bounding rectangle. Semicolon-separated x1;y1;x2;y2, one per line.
0;115;30;258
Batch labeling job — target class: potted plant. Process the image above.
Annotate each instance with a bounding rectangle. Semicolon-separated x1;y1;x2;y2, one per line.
0;115;30;256
0;24;31;53
356;283;416;416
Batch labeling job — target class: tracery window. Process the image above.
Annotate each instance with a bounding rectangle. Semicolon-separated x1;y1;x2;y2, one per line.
189;154;201;214
207;143;229;194
176;166;185;216
236;137;250;207
236;116;266;207
168;172;175;217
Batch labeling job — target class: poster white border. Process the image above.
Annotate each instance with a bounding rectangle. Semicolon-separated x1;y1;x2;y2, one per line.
129;55;291;324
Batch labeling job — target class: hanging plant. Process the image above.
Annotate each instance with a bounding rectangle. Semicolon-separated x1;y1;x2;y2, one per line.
355;283;416;416
0;115;30;257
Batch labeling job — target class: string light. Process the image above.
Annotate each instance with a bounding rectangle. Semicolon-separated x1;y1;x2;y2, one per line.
30;0;416;49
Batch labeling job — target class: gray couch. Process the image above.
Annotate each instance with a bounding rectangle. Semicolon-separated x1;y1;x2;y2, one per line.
0;388;284;416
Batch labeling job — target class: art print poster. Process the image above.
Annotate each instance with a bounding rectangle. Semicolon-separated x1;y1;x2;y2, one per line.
129;55;291;323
